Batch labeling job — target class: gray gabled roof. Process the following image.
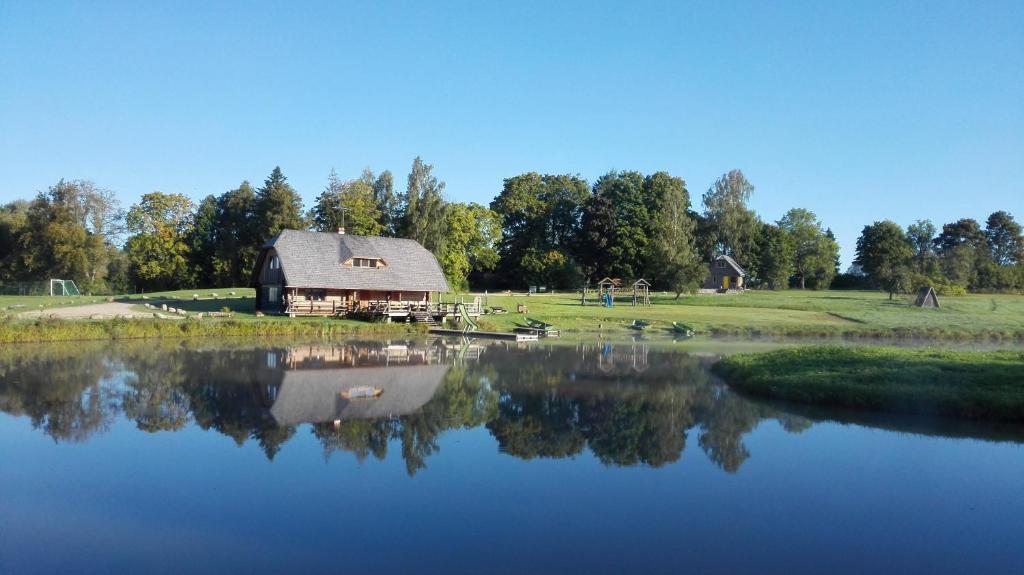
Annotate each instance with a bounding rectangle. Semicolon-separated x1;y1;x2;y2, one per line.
269;365;450;425
714;255;747;276
262;229;450;292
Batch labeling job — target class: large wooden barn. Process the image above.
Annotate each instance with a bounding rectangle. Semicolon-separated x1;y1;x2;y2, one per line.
703;255;747;290
251;229;470;321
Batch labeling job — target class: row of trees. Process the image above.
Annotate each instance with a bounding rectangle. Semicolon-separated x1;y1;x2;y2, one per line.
0;158;502;292
854;212;1024;297
4;160;1019;295
490;169;839;294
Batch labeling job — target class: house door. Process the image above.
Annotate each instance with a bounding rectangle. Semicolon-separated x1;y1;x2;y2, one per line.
722;276;730;289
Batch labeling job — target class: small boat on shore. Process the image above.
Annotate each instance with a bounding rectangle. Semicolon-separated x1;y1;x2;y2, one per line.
671;322;694;336
341;386;383;400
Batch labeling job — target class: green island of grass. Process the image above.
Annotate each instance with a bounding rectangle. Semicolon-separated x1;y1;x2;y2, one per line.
712;346;1024;422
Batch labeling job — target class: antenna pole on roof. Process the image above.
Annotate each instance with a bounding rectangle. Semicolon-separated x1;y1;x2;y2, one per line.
338;205;349;234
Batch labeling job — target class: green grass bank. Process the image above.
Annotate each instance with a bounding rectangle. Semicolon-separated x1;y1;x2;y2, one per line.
0;317;421;344
713;346;1024;422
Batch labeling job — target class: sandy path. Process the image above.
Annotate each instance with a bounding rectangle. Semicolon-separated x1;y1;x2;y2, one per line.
19;301;152;319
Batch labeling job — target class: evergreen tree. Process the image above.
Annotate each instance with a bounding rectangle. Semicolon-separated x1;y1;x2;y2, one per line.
398;157;447;254
255;166;306;242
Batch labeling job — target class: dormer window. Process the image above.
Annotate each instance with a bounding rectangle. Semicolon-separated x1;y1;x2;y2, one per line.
345;257;385;268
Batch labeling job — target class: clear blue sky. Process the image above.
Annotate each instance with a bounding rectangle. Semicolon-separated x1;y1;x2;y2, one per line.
2;0;1021;267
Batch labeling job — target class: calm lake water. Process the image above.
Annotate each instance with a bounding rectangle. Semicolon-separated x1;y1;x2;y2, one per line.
1;338;1022;574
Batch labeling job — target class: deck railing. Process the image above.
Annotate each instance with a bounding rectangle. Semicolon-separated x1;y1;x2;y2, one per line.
285;298;483;317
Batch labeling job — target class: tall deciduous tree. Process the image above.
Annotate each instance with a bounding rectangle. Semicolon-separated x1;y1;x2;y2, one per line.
0;200;29;281
214;181;260;287
440;203;502;290
188;195;219;285
491;172;589;287
592;170;649;279
754;223;794;290
934;218;987;288
17;180;111;293
646;173;704;297
778;208;837;289
702;170;761;269
985;211;1023;266
905;219;936;273
310;169;384;236
255;167;306;242
124;192;194;291
855;220;913;299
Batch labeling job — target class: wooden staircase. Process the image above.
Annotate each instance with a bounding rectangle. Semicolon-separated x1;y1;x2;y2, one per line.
410;311;438;327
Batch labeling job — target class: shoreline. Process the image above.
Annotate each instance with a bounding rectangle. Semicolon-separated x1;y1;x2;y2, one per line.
2;315;1023;344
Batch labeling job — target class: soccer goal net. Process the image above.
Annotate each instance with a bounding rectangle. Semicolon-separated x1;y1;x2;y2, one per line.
49;279;82;297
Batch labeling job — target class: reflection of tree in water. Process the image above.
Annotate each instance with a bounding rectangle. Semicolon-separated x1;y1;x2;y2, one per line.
0;340;815;473
0;344;119;442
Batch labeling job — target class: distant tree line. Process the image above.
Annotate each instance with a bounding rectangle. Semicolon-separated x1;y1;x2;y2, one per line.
1;161;1020;295
852;213;1024;297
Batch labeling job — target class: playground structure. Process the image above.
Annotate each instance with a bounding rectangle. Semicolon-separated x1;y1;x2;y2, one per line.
591;277;650;307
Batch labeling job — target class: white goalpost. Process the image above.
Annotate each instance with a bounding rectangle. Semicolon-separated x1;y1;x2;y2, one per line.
49;279;82;297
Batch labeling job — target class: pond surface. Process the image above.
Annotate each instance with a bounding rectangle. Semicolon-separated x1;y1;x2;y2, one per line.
1;338;1022;574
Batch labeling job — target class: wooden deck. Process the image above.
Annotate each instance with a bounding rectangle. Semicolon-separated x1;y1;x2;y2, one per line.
284;298;483;320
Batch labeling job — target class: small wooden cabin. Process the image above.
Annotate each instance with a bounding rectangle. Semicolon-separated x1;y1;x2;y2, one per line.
252;229;451;316
703;255;747;290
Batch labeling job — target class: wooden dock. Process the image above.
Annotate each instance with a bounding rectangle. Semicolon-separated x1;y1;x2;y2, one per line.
428;328;538;341
513;326;560;338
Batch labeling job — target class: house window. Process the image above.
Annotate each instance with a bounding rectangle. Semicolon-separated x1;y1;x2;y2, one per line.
304;289;327;301
351;257;380;268
269;255;281;270
716;260;726;268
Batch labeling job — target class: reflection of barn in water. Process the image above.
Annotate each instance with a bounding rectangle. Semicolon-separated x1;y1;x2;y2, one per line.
270;365;451;426
272;339;483;371
264;340;484;427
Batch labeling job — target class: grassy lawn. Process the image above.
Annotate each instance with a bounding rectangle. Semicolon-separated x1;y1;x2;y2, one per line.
474;289;1024;339
3;288;1023;340
713;346;1024;422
